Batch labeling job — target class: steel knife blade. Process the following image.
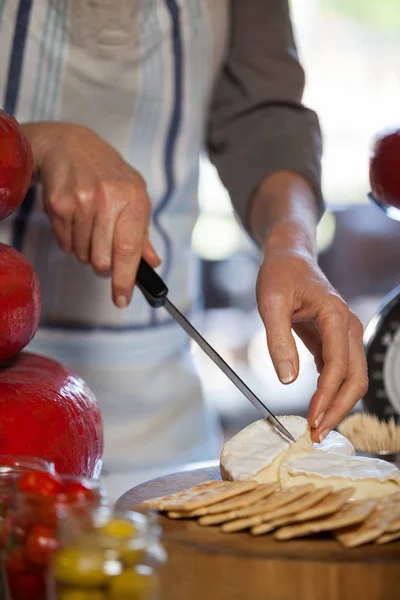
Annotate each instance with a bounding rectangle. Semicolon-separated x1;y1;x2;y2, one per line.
136;259;296;443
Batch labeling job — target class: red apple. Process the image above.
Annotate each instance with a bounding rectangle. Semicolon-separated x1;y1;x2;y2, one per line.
370;127;400;209
0;110;33;220
0;352;103;478
0;243;41;362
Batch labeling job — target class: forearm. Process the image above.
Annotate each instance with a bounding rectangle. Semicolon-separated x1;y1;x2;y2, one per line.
249;170;319;258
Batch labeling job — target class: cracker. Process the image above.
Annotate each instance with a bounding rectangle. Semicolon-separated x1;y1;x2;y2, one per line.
380;491;400;505
250;487;333;536
198;483;279;526
205;483;279;515
289;487;355;523
167;507;208;519
261;487;333;523
335;496;400;547
233;484;315;519
221;485;315;533
142;480;258;512
386;518;400;533
250;520;279;536
378;494;400;510
142;481;217;509
275;498;377;541
334;509;389;548
375;530;400;545
221;514;266;533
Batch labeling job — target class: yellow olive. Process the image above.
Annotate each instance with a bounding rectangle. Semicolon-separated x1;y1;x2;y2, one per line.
56;589;107;600
108;568;157;600
99;518;136;540
54;548;108;587
118;546;145;567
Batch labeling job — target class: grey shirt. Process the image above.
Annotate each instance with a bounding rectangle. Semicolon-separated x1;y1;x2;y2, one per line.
208;0;323;232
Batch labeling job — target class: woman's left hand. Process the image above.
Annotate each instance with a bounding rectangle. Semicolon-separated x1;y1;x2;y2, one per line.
256;245;368;443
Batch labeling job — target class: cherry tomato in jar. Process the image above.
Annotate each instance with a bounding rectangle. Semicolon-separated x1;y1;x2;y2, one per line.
25;524;59;567
18;472;62;498
61;481;98;505
5;548;46;600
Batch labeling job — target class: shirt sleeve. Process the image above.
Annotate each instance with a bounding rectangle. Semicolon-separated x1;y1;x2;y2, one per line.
206;0;324;234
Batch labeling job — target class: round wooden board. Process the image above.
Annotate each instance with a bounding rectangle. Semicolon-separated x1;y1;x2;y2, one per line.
116;466;400;600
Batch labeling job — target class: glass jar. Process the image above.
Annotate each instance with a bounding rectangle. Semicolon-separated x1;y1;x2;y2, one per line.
2;474;106;600
0;456;55;548
49;507;166;600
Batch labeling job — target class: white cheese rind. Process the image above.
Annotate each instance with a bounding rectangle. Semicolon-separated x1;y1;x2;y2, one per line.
220;415;400;500
220;416;354;482
220;416;310;482
314;430;355;456
280;453;400;499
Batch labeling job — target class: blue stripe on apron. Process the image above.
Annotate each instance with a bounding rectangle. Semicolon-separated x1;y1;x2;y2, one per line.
11;186;35;251
3;0;35;253
153;0;183;281
4;0;33;115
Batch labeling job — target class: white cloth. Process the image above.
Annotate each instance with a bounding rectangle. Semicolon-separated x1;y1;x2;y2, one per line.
0;0;230;480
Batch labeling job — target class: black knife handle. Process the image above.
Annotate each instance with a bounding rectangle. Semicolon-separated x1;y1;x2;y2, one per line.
136;259;168;308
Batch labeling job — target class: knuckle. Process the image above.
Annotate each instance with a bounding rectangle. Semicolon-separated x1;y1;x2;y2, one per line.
114;240;139;259
339;358;350;377
97;179;116;201
92;256;111;272
356;374;369;397
263;291;286;314
269;332;290;351
76;252;89;264
98;180;151;220
75;187;94;210
48;194;72;220
331;296;349;318
350;313;364;336
323;296;350;327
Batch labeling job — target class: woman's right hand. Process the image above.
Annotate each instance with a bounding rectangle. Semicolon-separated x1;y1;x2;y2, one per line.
22;122;160;308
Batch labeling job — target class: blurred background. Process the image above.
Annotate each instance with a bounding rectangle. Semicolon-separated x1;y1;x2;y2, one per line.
192;0;400;441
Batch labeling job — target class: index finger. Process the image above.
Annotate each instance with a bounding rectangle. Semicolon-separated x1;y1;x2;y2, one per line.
308;303;350;429
112;200;149;308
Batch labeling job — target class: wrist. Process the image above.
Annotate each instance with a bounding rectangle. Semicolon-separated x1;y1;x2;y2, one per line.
263;220;317;261
249;170;318;259
21;122;89;175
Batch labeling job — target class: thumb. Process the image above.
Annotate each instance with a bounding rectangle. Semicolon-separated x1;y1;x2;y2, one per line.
261;298;299;384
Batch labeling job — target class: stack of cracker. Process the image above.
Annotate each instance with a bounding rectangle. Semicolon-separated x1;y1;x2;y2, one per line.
142;481;400;548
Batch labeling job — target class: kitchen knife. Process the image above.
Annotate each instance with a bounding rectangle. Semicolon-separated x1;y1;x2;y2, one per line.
136;259;296;443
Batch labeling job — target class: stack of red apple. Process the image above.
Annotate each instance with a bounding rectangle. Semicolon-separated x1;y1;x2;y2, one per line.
0;109;103;478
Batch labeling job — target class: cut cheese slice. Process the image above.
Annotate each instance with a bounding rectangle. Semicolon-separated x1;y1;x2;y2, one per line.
315;430;355;456
280;453;400;500
220;416;354;483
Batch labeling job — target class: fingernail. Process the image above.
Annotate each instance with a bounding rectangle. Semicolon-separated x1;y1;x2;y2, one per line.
314;411;325;429
277;360;295;384
116;296;128;309
319;429;330;443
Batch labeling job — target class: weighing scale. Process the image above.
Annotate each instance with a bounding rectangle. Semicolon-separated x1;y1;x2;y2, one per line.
363;191;400;421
